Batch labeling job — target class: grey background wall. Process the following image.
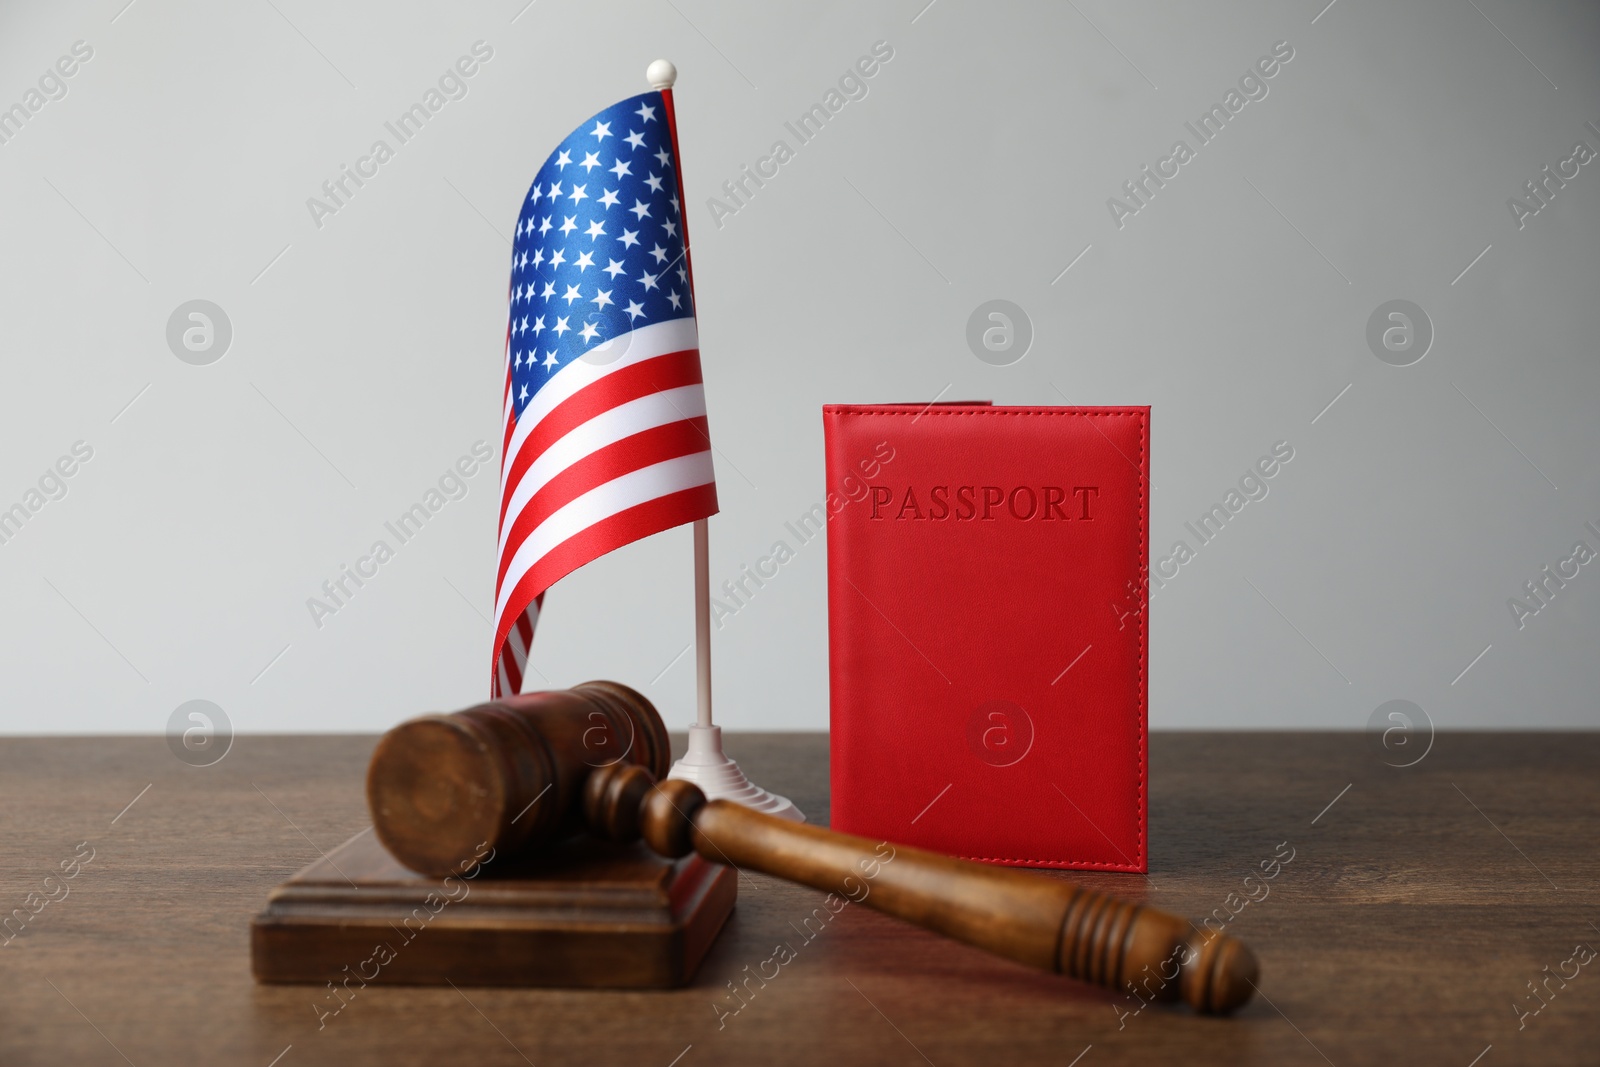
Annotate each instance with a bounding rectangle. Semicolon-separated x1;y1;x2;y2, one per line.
0;0;1596;735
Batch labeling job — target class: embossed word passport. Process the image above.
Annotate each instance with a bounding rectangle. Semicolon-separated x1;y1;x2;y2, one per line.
824;403;1148;871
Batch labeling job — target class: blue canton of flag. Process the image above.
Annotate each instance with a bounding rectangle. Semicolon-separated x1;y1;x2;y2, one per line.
506;91;694;418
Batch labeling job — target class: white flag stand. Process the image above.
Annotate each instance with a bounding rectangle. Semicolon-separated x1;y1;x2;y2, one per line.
651;58;801;821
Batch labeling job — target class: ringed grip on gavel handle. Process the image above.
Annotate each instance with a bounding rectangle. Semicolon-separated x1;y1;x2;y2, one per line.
366;683;1257;1014
585;762;1257;1014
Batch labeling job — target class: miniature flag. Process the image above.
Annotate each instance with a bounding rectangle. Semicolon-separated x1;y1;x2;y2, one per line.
492;89;716;698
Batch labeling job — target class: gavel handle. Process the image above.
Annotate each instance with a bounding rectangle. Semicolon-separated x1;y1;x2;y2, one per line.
615;774;1257;1014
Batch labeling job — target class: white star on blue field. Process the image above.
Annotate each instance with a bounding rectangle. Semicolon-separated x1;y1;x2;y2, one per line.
506;91;693;417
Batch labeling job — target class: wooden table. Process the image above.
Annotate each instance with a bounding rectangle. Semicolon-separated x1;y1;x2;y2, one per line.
1;732;1594;1066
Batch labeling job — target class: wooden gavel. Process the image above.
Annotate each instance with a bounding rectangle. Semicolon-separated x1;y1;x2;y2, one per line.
367;682;1258;1014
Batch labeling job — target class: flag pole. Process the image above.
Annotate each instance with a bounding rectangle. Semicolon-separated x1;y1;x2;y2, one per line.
693;517;712;730
650;59;801;820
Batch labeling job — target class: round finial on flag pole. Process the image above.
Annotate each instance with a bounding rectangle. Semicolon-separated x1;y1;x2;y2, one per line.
647;59;677;90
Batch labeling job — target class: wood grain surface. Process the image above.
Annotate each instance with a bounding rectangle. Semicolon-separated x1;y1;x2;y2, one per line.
0;732;1595;1066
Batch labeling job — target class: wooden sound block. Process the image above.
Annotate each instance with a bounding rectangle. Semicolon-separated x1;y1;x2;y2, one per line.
251;828;736;989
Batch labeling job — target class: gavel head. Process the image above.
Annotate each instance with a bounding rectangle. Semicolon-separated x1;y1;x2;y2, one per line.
366;681;670;877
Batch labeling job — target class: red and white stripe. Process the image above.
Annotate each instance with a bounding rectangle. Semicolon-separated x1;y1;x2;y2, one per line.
491;316;718;697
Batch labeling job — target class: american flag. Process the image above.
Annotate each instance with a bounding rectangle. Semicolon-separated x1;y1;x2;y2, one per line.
493;89;717;698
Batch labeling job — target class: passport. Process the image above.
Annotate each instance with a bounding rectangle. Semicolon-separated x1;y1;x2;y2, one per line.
824;403;1148;870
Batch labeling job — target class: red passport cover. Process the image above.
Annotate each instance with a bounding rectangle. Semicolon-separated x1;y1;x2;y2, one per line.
824;403;1148;871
